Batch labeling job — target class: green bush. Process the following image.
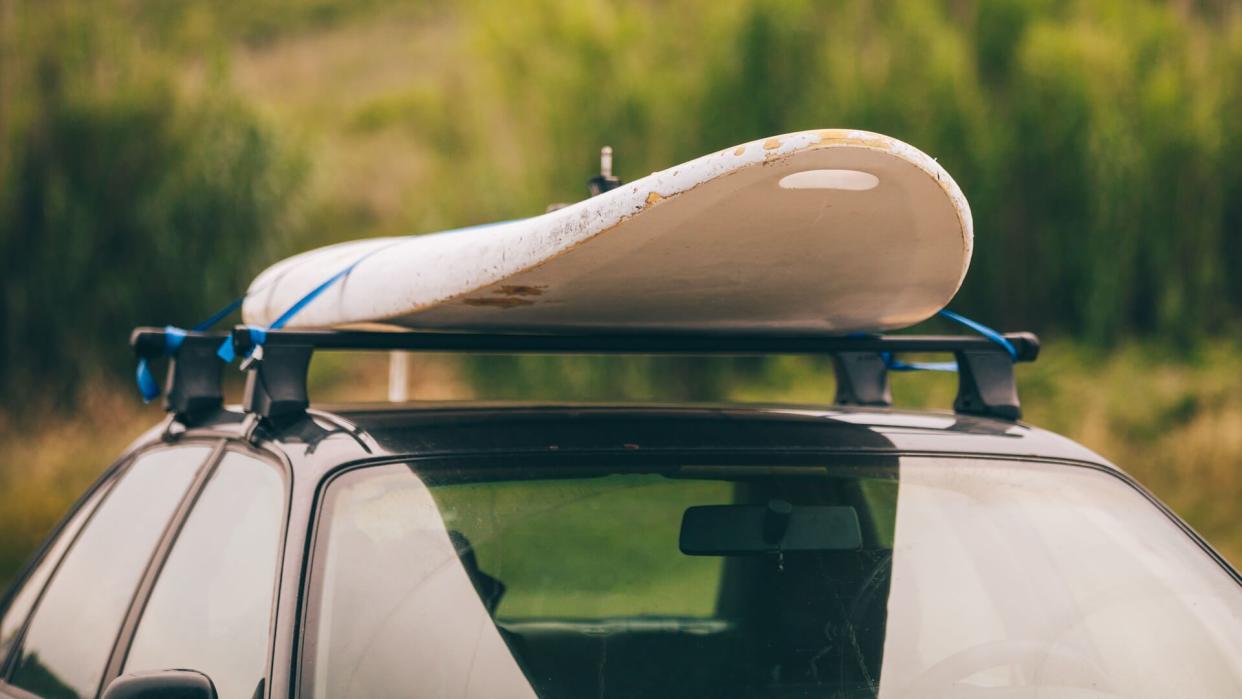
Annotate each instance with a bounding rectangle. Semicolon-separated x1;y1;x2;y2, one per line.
0;5;304;410
439;0;1242;342
3;0;1241;409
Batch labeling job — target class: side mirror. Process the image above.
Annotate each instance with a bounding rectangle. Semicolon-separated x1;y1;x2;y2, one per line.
102;670;218;699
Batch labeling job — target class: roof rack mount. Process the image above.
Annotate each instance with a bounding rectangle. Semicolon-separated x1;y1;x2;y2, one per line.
226;327;1039;423
130;328;227;419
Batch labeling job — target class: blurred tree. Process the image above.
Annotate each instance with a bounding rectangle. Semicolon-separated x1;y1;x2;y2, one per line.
0;3;303;411
2;0;1241;411
448;0;1241;343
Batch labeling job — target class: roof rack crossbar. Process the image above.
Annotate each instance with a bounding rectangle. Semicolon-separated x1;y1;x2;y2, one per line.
130;327;226;419
222;327;1038;423
229;328;1041;359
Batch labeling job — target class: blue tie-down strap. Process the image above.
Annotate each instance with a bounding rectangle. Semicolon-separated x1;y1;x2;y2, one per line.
133;296;245;402
135;326;188;402
938;309;1017;359
882;309;1016;373
215;224;525;367
217;239;411;365
217;326;267;364
882;353;959;373
192;295;246;332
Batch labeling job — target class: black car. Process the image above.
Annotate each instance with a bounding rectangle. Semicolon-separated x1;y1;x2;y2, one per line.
1;327;1240;699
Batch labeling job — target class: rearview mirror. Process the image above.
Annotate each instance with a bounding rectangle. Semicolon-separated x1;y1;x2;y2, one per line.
680;500;862;555
101;670;218;699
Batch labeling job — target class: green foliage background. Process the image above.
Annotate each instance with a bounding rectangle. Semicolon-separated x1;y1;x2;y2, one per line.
1;0;1241;581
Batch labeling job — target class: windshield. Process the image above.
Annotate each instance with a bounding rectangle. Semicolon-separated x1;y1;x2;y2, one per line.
301;456;1242;698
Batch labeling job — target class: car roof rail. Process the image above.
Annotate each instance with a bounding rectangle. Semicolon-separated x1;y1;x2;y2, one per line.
220;327;1039;424
130;327;227;421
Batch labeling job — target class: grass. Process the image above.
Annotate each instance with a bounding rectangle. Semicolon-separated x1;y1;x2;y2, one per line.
432;475;731;619
2;340;1239;592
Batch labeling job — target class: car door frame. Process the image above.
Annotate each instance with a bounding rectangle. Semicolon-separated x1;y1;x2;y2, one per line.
0;435;228;697
0;440;143;699
0;430;293;699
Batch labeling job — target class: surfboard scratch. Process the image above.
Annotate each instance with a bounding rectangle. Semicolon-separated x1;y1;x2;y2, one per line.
462;297;535;308
495;285;546;297
811;199;832;227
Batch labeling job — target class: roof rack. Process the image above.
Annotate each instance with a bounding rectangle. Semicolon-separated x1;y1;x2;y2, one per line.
131;325;1039;426
231;327;1038;420
130;328;227;419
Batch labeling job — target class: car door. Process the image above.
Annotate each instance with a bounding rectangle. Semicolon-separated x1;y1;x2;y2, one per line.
0;439;289;699
0;443;217;699
113;446;287;699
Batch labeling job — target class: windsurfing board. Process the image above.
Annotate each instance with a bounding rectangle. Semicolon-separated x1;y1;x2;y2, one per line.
242;129;973;335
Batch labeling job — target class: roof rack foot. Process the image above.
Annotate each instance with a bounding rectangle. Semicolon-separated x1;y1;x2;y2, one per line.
163;338;225;418
832;352;891;407
130;327;225;422
587;146;622;196
953;350;1021;421
242;344;313;420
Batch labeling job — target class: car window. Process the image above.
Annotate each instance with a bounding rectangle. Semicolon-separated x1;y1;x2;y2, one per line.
0;484;109;665
301;457;1242;699
7;445;211;699
123;450;285;699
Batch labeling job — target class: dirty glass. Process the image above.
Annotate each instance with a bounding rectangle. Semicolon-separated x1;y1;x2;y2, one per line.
302;458;1242;699
124;451;285;699
8;446;209;699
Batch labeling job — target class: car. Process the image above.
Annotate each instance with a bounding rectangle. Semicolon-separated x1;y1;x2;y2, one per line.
0;322;1240;699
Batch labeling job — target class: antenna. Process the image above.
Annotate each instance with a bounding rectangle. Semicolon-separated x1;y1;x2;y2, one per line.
600;146;614;179
587;145;622;196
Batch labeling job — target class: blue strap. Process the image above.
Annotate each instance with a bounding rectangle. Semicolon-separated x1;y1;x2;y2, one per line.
133;296;244;402
217;326;267;363
164;326;188;352
937;309;1017;360
135;360;161;402
192;296;245;333
216;219;530;365
135;325;190;402
218;240;407;363
883;353;959;372
882;309;1015;373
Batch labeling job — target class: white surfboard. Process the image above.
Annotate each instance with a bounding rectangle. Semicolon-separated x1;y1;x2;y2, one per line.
242;129;972;335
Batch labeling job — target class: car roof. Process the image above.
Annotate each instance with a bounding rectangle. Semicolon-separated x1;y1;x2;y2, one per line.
151;401;1116;484
310;401;1115;468
156;402;1116;485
